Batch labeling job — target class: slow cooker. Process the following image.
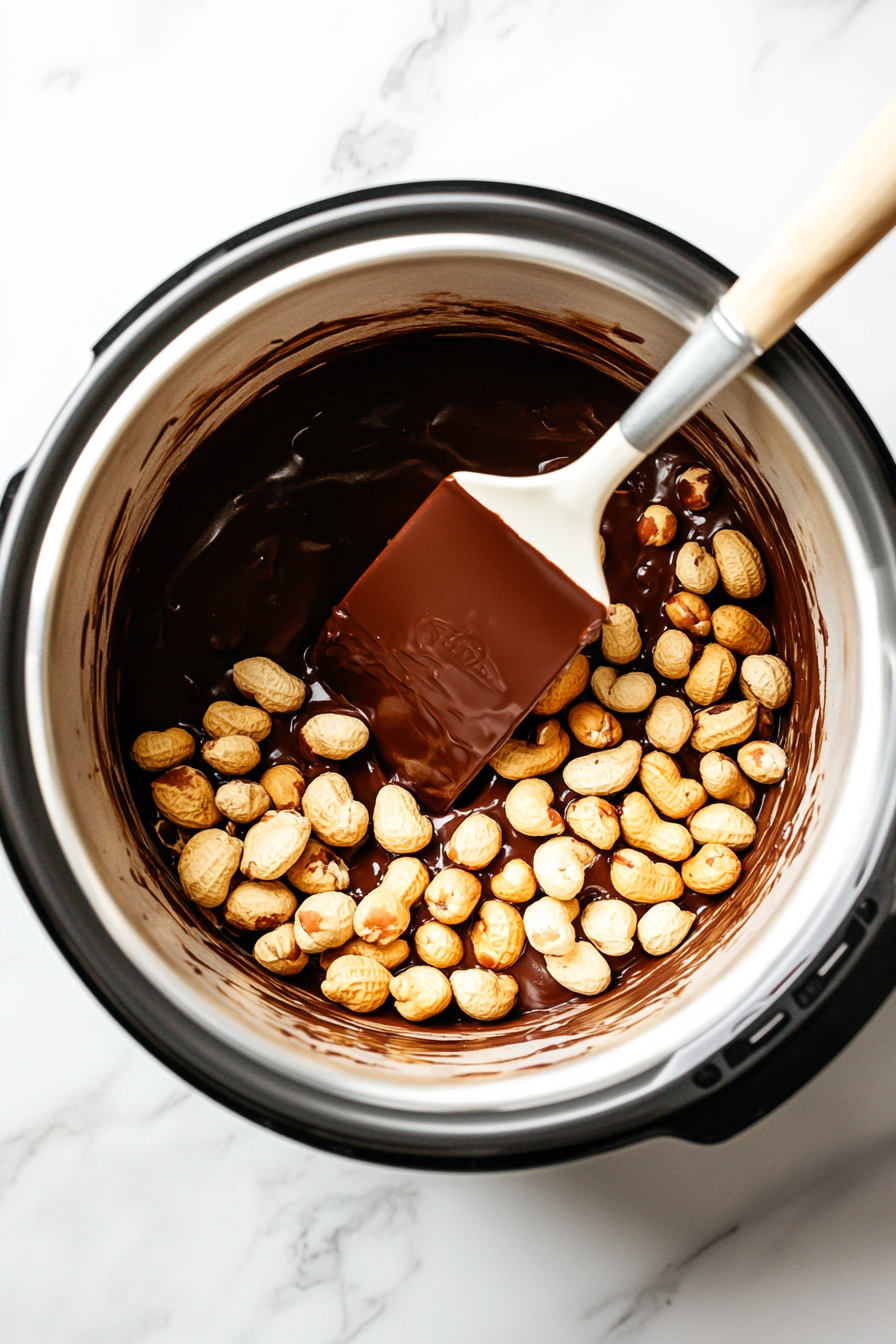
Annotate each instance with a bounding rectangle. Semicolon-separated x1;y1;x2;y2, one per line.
3;182;895;1170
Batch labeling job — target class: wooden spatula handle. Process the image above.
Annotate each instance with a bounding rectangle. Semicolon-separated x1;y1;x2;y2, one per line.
725;96;896;348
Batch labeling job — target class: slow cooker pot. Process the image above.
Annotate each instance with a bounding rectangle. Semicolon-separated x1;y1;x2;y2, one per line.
3;182;896;1170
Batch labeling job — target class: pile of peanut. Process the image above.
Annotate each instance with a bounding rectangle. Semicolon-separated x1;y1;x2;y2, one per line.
131;476;789;1025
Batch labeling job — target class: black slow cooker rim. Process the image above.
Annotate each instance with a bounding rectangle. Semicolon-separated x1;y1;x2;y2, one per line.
2;180;895;1170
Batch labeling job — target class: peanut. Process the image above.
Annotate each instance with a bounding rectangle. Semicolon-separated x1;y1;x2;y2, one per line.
610;848;684;903
224;879;297;931
681;843;742;893
645;696;693;753
424;867;481;924
131;727;194;773
712;605;771;656
737;740;788;784
637;903;696;956
505;778;564;837
152;766;221;830
565;795;620;850
533;653;590;714
232;656;306;713
446;812;503;868
390;965;453;1021
699;752;756;810
201;734;261;776
523;896;576;956
591;666;656;714
471;899;526;969
544;941;611;995
353;857;428;945
490;718;570;779
563;739;642;796
739;654;792;709
372;784;432;854
303;772;369;847
321;955;391;1013
241;809;311;880
300;713;370;760
286;837;350;894
675;541;719;595
215;779;271;824
581;898;637;956
691;700;758;753
619;792;694;862
450;968;518;1021
567;701;623;750
177;828;243;907
652;629;694;680
260;763;305;811
319;937;411;971
202;701;271;742
685;644;737;706
689;802;757;850
677;465;718;511
637;504;677;546
254;923;308;976
640;751;708;819
489;858;537;904
713;529;766;599
665;591;712;638
533;836;595;899
415;921;464;968
601;603;642;664
294;891;356;953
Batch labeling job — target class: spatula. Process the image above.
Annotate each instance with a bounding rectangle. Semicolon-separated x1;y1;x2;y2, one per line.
315;97;896;811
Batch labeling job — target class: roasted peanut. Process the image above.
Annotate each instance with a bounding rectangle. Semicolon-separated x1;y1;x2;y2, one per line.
534;654;590;714
354;857;428;944
689;802;757;850
319;937;410;972
739;654;792;709
232;656;306;713
294;891;356;953
681;843;742;893
178;828;243;907
373;855;430;907
490;718;570;779
565;795;620;850
372;784;432;853
286;837;350;894
691;699;758;753
601;603;642;664
610;848;684;903
591;666;656;714
215;779;271;824
699;752;756;810
652;629;694;680
446;812;503;868
202;701;271;742
131;727;194;773
640;751;707;819
505;778;564;837
152;766;221;830
523;896;577;956
645;696;693;753
224;879;297;931
619;792;694;862
489;858;537;904
567;701;623;750
712;605;771;656
389;965;453;1021
533;836;595;899
241;809;311;880
665;591;712;638
321;955;391;1013
581;899;637;956
254;923;308;976
563;739;642;796
201;734;261;777
300;713;370;760
685;644;737;707
713;529;766;598
638;504;677;546
415;921;464;968
544;941;611;995
424;867;481;924
303;772;369;847
260;764;305;811
637;903;695;956
675;541;719;595
450;968;518;1021
737;740;788;784
471;899;526;970
677;465;718;511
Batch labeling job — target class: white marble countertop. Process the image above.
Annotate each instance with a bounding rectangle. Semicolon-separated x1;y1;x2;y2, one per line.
2;3;895;1340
